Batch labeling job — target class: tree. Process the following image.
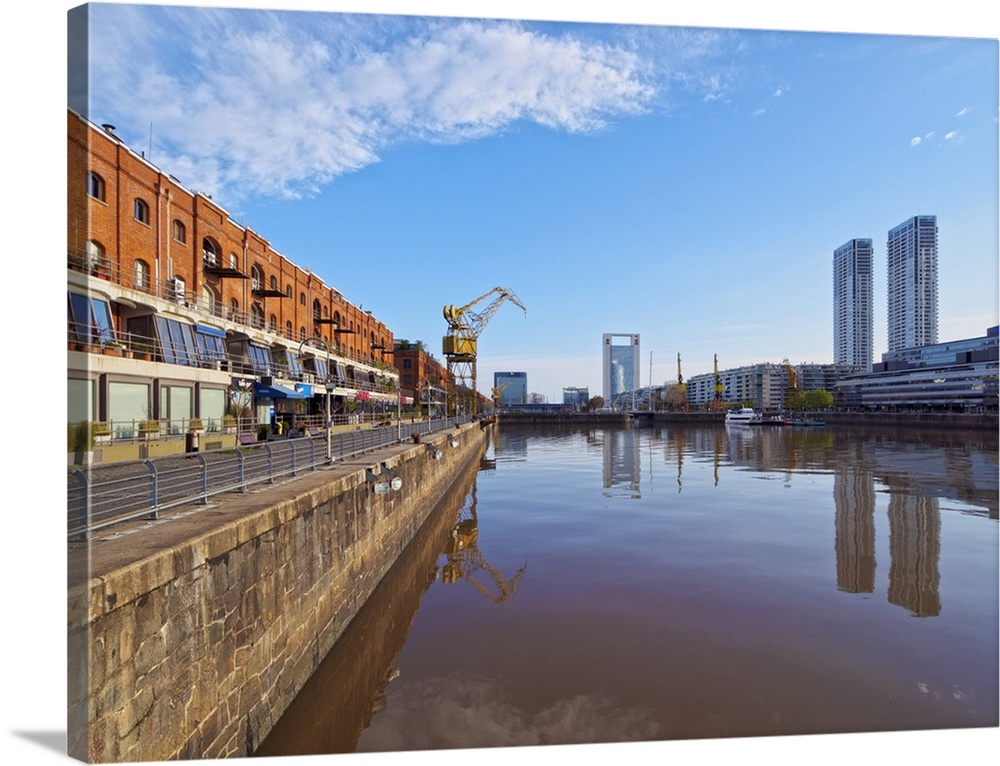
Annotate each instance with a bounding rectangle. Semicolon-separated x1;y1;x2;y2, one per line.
802;389;834;409
587;396;605;411
786;389;833;410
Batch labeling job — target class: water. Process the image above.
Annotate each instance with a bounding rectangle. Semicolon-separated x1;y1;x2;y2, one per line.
257;423;998;756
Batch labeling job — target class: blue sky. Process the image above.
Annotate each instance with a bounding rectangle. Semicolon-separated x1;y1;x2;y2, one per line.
72;1;999;401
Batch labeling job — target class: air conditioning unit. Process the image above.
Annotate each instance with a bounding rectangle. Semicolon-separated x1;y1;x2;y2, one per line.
168;278;185;303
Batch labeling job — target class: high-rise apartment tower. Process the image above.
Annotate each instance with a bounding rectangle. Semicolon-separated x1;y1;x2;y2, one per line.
833;238;874;372
886;215;938;352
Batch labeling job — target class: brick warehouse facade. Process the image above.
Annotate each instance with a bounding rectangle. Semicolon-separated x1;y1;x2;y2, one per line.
67;108;413;453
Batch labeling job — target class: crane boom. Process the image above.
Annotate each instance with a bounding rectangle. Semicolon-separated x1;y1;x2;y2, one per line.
442;286;526;416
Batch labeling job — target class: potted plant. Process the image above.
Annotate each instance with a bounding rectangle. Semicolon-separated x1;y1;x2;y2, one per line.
102;340;125;357
222;414;237;434
68;421;92;454
91;421;112;445
138;419;160;439
188;418;204;433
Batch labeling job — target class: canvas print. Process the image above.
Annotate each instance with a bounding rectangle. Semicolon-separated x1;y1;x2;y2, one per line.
65;1;998;763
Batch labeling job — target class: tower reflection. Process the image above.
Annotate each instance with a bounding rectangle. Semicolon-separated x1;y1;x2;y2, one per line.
833;466;877;594
887;495;942;617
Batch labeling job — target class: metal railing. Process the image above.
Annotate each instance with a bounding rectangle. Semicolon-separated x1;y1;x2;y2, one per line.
68;416;471;540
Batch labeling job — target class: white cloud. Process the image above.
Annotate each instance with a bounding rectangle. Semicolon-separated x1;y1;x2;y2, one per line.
945;129;966;143
753;108;767;117
85;7;659;204
956;106;970;117
910;136;922;147
356;675;661;751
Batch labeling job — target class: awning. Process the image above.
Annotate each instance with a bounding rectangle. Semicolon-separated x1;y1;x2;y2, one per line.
195;324;227;338
253;382;309;399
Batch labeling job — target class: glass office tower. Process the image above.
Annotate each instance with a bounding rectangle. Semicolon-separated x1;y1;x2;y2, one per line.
602;333;640;403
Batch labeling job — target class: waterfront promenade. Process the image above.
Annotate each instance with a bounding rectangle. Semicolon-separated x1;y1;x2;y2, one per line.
68;419;494;762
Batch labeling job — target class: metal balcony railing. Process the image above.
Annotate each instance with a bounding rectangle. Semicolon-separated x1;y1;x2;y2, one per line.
68;251;399;372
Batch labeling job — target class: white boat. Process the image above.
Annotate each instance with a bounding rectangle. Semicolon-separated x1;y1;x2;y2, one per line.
725;407;761;425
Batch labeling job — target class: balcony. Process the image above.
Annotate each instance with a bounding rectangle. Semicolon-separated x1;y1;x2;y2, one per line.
67;251;399;376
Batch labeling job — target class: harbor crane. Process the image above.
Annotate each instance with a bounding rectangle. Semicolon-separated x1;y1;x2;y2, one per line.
712;353;725;410
491;381;511;410
441;485;527;603
443;287;526;416
677;352;687;410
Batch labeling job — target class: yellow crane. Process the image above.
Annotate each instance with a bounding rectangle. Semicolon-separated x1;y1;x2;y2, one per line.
491;381;511;410
443;287;526;416
713;353;725;409
677;352;686;409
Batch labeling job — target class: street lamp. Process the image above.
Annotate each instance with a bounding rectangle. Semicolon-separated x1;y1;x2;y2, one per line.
372;343;402;442
299;336;332;463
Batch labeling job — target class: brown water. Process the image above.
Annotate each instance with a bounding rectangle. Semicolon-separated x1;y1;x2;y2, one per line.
256;423;998;756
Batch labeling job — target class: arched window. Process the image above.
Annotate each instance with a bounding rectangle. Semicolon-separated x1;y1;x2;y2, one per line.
134;259;151;291
312;298;322;322
269;314;277;333
251;303;265;329
300;292;306;307
285;320;293;339
229;253;238;270
134;198;150;225
229;298;239;320
87;171;105;201
202;237;221;267
270;275;278;291
299;326;306;341
172;220;186;244
251;265;263;292
333;311;341;328
201;284;218;315
285;284;292;299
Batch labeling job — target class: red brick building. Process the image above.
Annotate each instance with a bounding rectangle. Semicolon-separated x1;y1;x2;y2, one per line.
67;108;401;445
393;340;451;416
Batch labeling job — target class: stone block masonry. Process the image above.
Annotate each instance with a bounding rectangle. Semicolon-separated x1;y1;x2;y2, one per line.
68;420;493;762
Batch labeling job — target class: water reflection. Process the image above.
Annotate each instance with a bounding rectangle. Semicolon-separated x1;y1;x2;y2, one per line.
264;423;996;754
255;447;490;756
887;495;942;617
833;465;877;594
601;427;641;498
441;484;527;602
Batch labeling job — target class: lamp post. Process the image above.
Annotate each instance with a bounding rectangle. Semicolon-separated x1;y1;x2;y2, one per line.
299;336;332;463
372;343;402;442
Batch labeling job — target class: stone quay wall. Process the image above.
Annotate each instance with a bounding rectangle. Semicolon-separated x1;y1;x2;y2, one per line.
68;420;492;762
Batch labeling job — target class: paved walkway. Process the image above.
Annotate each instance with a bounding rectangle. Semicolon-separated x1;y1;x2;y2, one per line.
69;435;422;584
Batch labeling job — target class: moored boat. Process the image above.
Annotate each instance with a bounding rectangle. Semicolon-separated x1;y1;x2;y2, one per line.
725;407;761;425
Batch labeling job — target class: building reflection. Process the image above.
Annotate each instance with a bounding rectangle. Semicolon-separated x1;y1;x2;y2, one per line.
833;466;877;594
602;427;641;498
887;494;942;617
654;424;979;619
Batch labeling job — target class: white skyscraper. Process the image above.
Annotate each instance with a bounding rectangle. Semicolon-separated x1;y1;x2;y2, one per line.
887;215;938;352
833;238;874;372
